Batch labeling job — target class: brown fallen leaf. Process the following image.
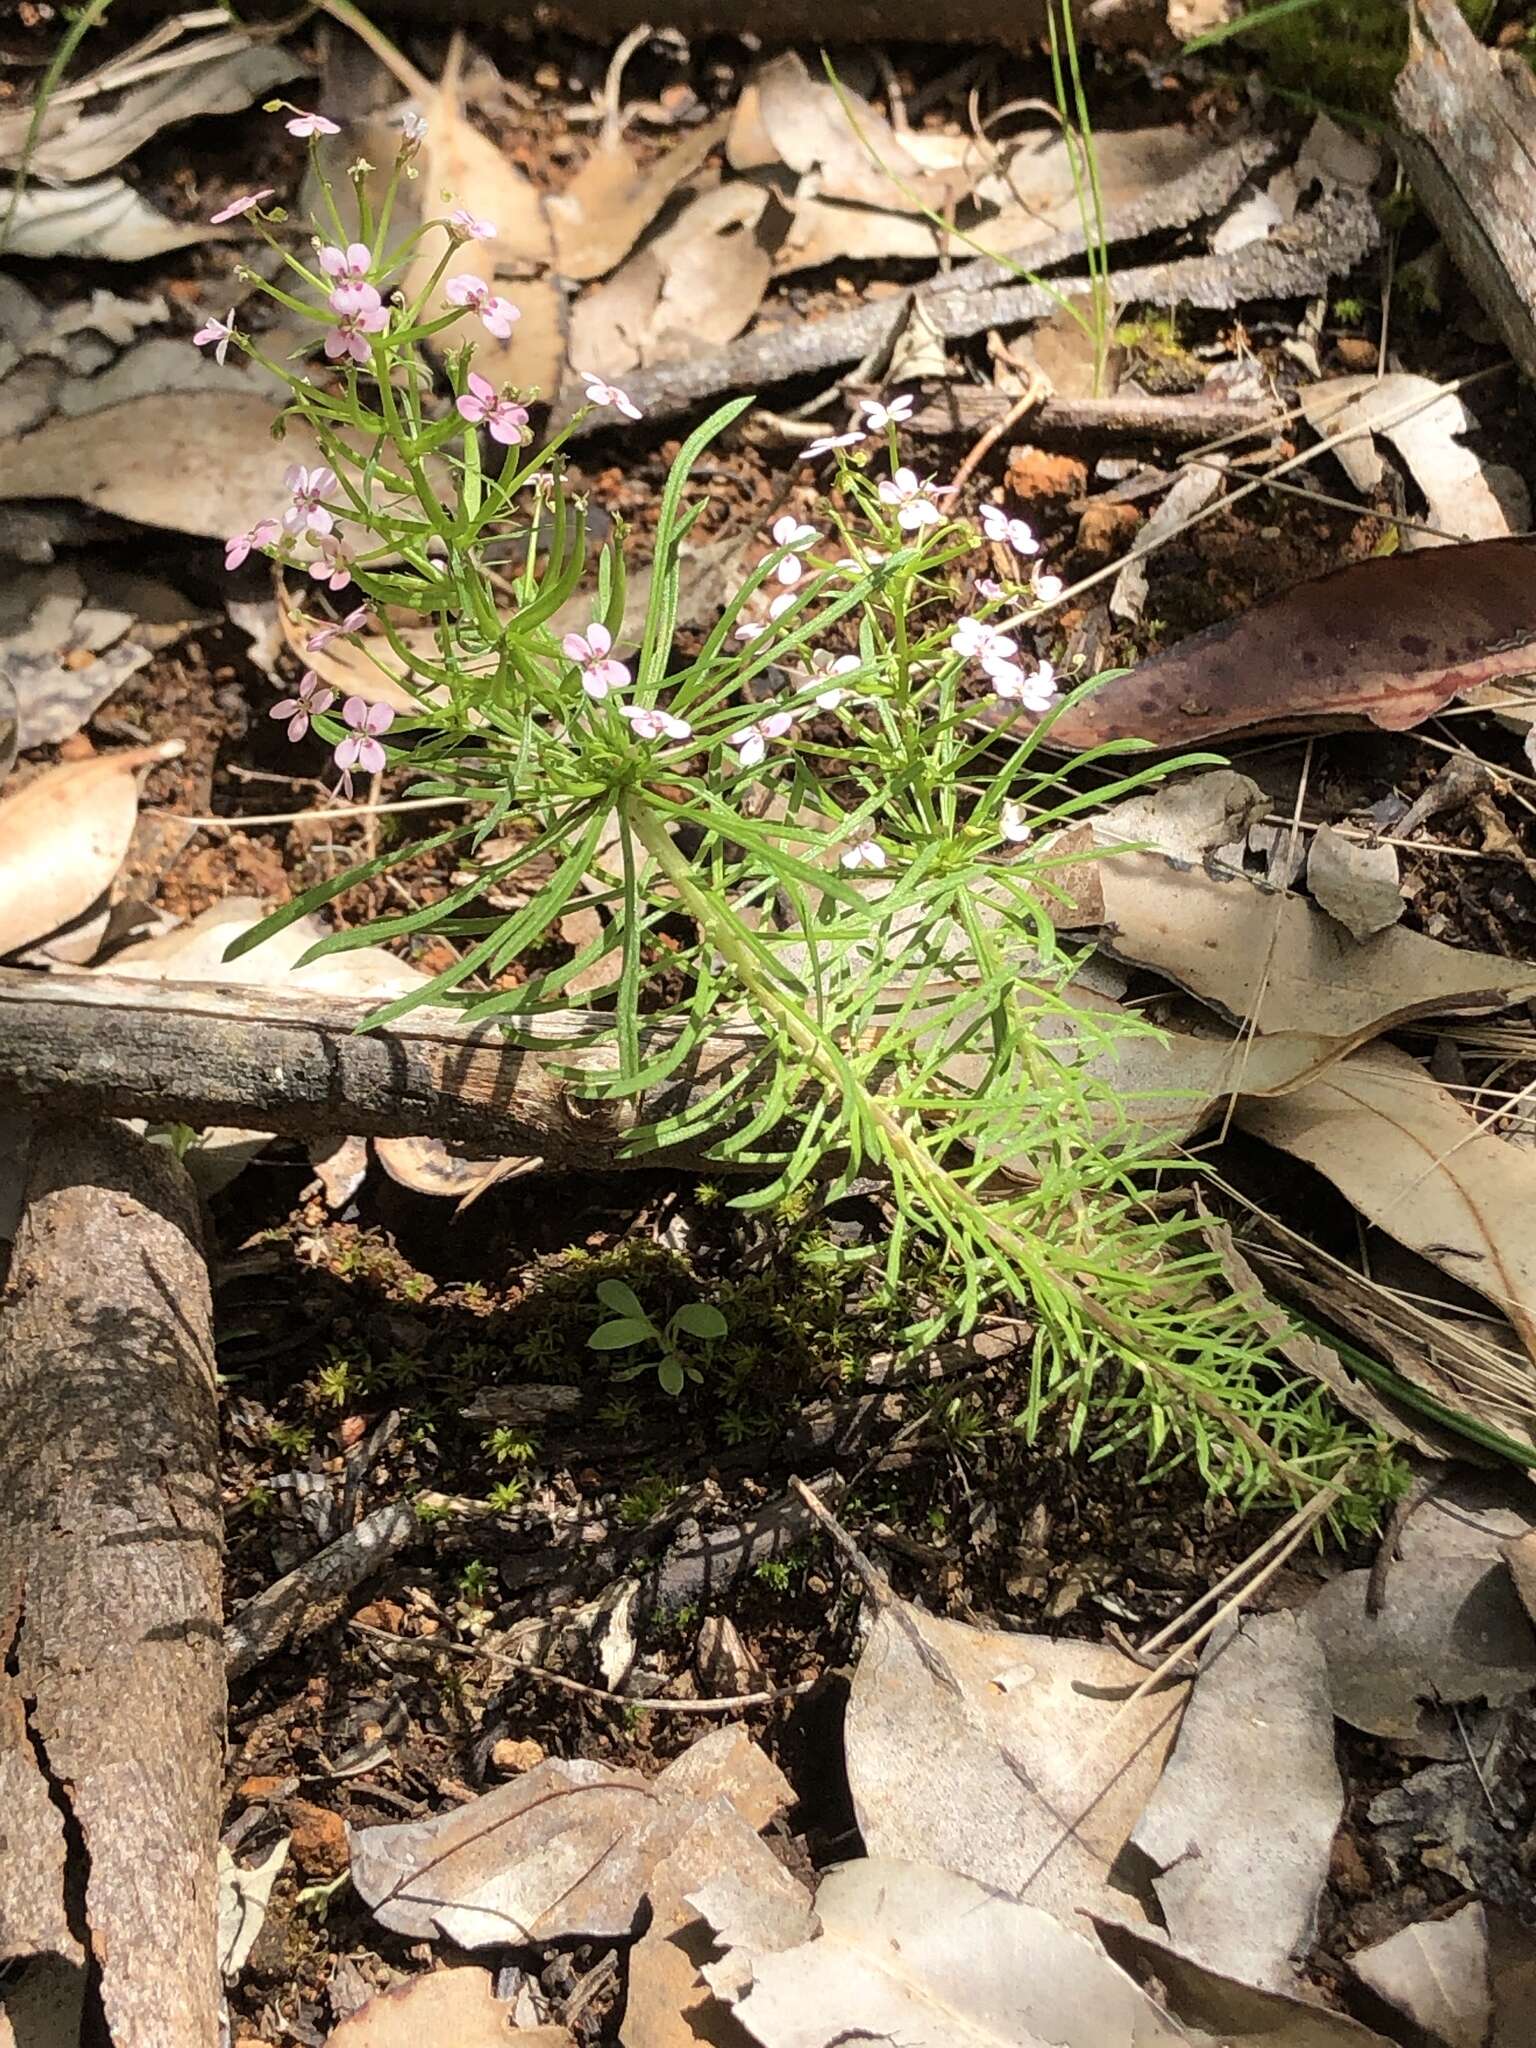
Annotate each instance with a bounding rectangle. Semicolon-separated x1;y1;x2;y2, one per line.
0;739;180;958
1003;536;1536;751
734;53;972;215
1237;1043;1536;1367
0;392;324;540
1347;1903;1495;2048
324;1967;573;2047
843;1599;1186;1923
548;116;730;281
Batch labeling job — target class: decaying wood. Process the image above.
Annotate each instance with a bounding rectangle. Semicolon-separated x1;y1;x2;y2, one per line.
0;968;757;1166
0;1120;222;2048
1394;0;1536;385
573;188;1377;429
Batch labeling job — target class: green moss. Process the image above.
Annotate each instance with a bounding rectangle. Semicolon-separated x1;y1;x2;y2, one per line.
1242;0;1500;120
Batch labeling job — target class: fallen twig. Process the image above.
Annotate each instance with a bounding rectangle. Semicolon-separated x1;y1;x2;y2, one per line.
0;1119;223;2047
568;185;1375;429
498;1663;813;1713
903;387;1278;448
225;1500;421;1681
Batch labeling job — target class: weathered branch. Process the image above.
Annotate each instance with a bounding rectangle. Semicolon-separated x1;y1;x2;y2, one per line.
1394;0;1536;384
567;185;1377;430
0;1120;222;2047
902;388;1278;447
0;968;760;1166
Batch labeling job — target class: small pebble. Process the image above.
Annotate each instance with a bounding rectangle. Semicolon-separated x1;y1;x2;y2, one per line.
491;1737;547;1775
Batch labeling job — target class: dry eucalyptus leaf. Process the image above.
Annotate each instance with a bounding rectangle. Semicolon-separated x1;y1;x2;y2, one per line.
1306;1478;1536;1747
1237;1044;1536;1365
0;740;180;958
1347;1904;1491;2048
3;43;303;183
323;1967;574;2048
1;564;199;751
1305;826;1402;941
1129;1612;1340;1991
1091;1916;1401;2048
0;176;217;260
738;53;971;216
53;332;291;418
217;1834;290;1984
567;250;665;378
373;1136;521;1200
548;116;730;281
624;1798;810;2048
1071;842;1536;1049
1300;374;1527;547
844;1599;1186;1922
0;393;324;540
654;1725;793;1832
726;1857;1195;2048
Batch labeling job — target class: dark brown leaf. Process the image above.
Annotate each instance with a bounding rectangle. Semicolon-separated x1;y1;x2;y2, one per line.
1017;536;1536;751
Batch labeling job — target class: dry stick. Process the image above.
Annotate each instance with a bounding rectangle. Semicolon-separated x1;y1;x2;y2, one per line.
225;1501;420;1681
499;1664;813;1714
947;371;1049;496
556;139;1306;431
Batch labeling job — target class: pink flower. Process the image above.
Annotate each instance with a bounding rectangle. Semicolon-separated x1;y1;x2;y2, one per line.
450;207;497;240
456;370;531;446
878;467;951;532
562;622;630;701
991;658;1059;714
951;619;1017;667
857;394;914;432
581;373;642;421
975;576;1005;602
808;649;859;709
210;189;274;225
270;670;335;743
305;604;368;653
979;503;1040;556
284;464;338;538
1000;800;1031;846
287;111;341;138
323;282;388;365
192;311;236;364
445;273;521;339
804;431;863;460
730;710;795;768
319;241;371;285
307;533;353;591
841;837;887;872
619;705;691;742
333;696;394;794
224;518;280;571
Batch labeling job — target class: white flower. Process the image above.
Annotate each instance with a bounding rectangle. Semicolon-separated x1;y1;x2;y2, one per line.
878;466;951;532
858;393;914;432
767;590;799;620
771;514;818;551
619;705;691;741
730;710;795;768
841;837;887;872
1000;800;1031;846
979;502;1040;556
951;619;1017;666
1032;568;1064;604
809;649;860;709
803;430;863;459
734;620;768;643
991;658;1060;715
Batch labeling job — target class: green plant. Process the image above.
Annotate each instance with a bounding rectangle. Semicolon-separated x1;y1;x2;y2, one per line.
588;1277;729;1396
598;1392;644;1432
212;105;1399;1527
458;1557;496;1604
313;1344;372;1408
618;1475;683;1527
484;1423;538;1466
486;1477;529;1510
267;1421;314;1457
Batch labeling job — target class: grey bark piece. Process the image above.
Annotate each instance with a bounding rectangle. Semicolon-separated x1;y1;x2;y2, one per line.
1130;1611;1342;1992
224;1502;421;1681
1306;826;1404;941
568;186;1375;428
0;1119;222;2047
1348;1903;1491;2048
1394;0;1536;386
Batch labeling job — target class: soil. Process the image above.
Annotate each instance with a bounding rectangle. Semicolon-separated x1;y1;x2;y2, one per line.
7;10;1536;2042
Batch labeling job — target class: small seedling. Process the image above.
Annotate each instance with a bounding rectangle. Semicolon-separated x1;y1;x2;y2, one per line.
486;1477;528;1511
587;1278;727;1396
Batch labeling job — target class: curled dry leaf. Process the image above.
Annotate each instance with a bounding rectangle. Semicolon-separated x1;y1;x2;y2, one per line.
722;1858;1195;2048
843;1598;1186;1922
1347;1902;1495;2048
0;739;180;958
1236;1043;1536;1366
1300;373;1527;547
218;1834;290;1984
1007;536;1536;751
0;176;218;261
